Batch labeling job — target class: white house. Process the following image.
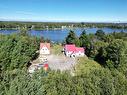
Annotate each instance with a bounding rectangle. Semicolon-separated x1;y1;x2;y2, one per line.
40;43;50;55
75;47;85;57
64;44;85;57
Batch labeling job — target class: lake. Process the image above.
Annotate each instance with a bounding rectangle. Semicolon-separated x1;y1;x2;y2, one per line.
0;28;127;42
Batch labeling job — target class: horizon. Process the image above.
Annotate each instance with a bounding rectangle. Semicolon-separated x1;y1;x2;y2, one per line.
1;20;127;23
0;0;127;22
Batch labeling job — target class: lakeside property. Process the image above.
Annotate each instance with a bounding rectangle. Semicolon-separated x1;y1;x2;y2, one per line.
1;0;127;94
1;28;127;95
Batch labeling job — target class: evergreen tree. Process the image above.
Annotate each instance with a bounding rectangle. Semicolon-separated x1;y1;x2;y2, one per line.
106;39;127;69
79;30;88;47
65;30;78;46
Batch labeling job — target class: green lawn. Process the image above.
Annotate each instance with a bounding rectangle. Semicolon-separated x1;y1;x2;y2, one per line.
51;44;63;55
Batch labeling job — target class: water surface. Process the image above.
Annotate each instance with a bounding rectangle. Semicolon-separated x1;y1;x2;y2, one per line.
0;28;126;42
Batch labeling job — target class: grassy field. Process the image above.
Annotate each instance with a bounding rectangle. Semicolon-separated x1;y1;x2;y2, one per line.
51;44;63;55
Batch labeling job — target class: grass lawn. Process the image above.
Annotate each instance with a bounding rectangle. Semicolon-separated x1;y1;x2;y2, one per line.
51;44;63;55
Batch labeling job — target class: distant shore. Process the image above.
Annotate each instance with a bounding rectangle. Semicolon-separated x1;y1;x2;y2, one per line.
0;21;127;31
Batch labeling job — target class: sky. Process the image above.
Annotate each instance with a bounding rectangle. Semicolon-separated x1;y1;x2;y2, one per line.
0;0;127;22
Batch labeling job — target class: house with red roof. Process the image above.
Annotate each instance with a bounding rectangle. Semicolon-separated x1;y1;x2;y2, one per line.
64;44;85;57
40;43;50;55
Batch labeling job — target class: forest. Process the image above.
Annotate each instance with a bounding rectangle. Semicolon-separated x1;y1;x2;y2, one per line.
0;21;127;30
0;27;127;95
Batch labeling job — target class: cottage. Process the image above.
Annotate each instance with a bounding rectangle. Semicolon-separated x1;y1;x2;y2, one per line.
64;44;85;57
40;43;50;55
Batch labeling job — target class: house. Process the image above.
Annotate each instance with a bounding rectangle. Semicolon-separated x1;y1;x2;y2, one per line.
64;44;85;57
64;44;76;57
40;43;50;55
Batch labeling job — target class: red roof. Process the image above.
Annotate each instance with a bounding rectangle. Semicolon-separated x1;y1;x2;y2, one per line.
75;47;84;52
64;44;85;53
65;44;76;51
40;43;50;50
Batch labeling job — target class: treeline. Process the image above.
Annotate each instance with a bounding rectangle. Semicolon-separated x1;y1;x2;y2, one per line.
84;23;127;29
0;21;127;30
0;21;81;30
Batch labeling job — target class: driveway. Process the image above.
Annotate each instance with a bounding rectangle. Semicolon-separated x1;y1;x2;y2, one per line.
47;54;77;71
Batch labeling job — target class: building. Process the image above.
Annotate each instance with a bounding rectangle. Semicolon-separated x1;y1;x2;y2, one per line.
40;43;50;55
64;44;85;57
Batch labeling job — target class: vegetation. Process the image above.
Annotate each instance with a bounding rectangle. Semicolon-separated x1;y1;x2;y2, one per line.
65;30;80;46
65;30;127;74
51;44;63;55
1;63;127;95
0;27;127;95
0;21;127;30
75;57;101;75
0;35;39;71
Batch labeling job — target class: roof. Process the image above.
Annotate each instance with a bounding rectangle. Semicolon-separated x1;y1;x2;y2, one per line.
64;44;85;52
64;44;76;51
75;47;84;52
40;43;50;50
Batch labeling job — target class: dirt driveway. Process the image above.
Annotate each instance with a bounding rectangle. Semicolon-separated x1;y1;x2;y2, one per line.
47;54;77;71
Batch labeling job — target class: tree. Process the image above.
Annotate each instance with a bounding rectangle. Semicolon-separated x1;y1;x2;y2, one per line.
106;39;127;69
79;30;87;47
94;41;108;65
95;30;105;40
79;30;95;57
19;26;29;36
0;34;39;71
104;34;114;43
65;30;78;46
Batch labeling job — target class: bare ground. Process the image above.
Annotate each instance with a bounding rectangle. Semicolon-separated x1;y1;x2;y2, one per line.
31;54;77;72
47;54;77;71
